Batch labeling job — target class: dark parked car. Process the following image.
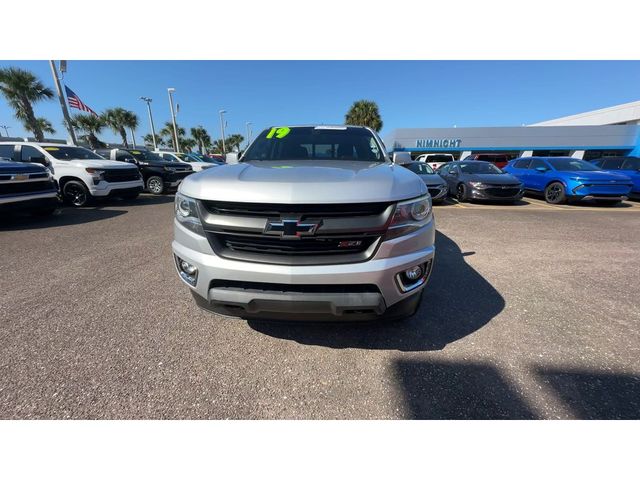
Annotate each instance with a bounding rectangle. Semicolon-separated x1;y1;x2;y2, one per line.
589;156;640;200
503;156;633;205
0;157;59;216
95;148;193;194
463;153;513;169
438;160;524;203
400;161;448;203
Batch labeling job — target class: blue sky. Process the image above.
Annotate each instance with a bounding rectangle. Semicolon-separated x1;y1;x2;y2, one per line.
1;61;640;144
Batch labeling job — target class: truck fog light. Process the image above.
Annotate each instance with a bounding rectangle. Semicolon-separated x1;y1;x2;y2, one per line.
175;255;198;286
180;260;197;275
404;265;423;281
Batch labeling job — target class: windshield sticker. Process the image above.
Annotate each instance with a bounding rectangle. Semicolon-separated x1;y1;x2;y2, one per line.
266;127;291;139
272;165;294;169
43;147;60;151
131;150;141;154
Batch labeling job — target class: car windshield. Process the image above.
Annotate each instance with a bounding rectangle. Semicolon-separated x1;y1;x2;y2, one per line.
187;153;211;163
43;146;104;160
403;162;435;175
547;158;600;171
129;150;164;162
622;157;640;170
242;126;385;162
458;162;503;174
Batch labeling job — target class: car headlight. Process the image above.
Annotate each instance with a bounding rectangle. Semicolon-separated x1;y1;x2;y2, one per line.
385;195;432;241
468;181;485;188
164;166;176;172
175;192;205;236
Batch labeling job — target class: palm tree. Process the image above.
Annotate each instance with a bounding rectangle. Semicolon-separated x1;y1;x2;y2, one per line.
143;133;164;148
34;117;55;136
345;99;383;132
103;108;138;147
70;113;106;149
0;67;54;141
227;134;245;152
190;126;211;154
181;137;197;152
160;121;186;150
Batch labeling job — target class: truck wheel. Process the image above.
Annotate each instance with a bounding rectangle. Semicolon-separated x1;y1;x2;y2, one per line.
63;181;92;207
544;182;567;204
456;183;468;202
146;176;164;194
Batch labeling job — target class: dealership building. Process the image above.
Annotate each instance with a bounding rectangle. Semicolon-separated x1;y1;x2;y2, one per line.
386;100;640;161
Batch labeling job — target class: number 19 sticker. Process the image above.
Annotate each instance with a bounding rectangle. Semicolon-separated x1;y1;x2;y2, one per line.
266;127;291;139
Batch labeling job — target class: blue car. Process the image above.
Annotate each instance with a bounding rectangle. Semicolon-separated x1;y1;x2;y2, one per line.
589;156;640;200
503;156;633;205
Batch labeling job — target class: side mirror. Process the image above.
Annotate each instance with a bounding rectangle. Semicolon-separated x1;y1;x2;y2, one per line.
29;155;48;167
226;152;239;164
535;166;548;173
392;152;412;165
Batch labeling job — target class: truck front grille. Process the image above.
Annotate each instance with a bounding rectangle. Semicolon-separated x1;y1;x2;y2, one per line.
103;168;140;183
0;179;56;196
199;201;393;265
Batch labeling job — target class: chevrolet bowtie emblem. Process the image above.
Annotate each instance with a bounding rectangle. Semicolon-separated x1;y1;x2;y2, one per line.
264;218;321;239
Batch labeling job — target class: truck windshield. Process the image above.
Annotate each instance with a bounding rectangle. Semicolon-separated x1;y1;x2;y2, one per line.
129;150;164;162
242;126;385;162
43;146;104;160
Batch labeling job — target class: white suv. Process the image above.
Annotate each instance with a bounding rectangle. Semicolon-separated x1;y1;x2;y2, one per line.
155;151;215;172
0;142;144;207
415;153;456;171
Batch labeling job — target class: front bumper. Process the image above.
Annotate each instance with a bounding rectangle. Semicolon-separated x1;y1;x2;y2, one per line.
0;190;59;213
570;183;632;200
172;215;436;320
90;180;144;197
468;185;524;201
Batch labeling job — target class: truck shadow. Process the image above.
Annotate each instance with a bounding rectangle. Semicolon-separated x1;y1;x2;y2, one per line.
0;207;127;231
393;359;538;419
248;230;505;352
533;367;640;419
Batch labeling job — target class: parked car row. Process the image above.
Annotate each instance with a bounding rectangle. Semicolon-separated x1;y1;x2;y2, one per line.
0;142;225;215
401;154;638;205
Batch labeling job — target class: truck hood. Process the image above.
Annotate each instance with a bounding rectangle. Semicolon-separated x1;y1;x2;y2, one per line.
65;159;139;169
0;159;48;174
180;160;427;203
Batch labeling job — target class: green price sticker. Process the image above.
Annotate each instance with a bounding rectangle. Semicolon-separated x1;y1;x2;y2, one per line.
266;127;291;139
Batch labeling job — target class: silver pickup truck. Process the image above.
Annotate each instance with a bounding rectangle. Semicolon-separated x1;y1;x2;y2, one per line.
172;125;435;321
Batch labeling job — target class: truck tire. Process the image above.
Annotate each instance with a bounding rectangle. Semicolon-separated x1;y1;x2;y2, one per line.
63;180;92;207
146;176;165;195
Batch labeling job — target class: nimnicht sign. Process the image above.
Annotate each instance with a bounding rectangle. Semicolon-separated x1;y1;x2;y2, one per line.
416;138;462;149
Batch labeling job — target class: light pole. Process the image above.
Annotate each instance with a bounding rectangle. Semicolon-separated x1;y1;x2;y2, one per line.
49;60;77;144
219;110;227;154
0;125;9;137
140;96;156;150
167;88;180;153
245;122;252;149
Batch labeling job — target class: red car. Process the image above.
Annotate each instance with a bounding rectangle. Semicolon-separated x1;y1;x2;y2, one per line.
463;153;513;169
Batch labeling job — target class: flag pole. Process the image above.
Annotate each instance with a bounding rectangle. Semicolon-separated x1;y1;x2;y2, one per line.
49;60;77;145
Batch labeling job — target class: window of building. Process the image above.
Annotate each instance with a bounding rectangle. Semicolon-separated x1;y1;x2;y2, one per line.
583;150;632;161
532;150;570;157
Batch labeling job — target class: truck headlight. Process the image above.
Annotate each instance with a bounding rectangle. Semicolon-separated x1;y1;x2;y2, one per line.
175;192;205;236
85;168;105;184
385;195;432;240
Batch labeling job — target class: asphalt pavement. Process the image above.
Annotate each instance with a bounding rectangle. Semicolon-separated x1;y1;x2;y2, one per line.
1;195;639;419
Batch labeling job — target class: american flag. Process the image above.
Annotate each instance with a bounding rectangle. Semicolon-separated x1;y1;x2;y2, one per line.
65;86;98;116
